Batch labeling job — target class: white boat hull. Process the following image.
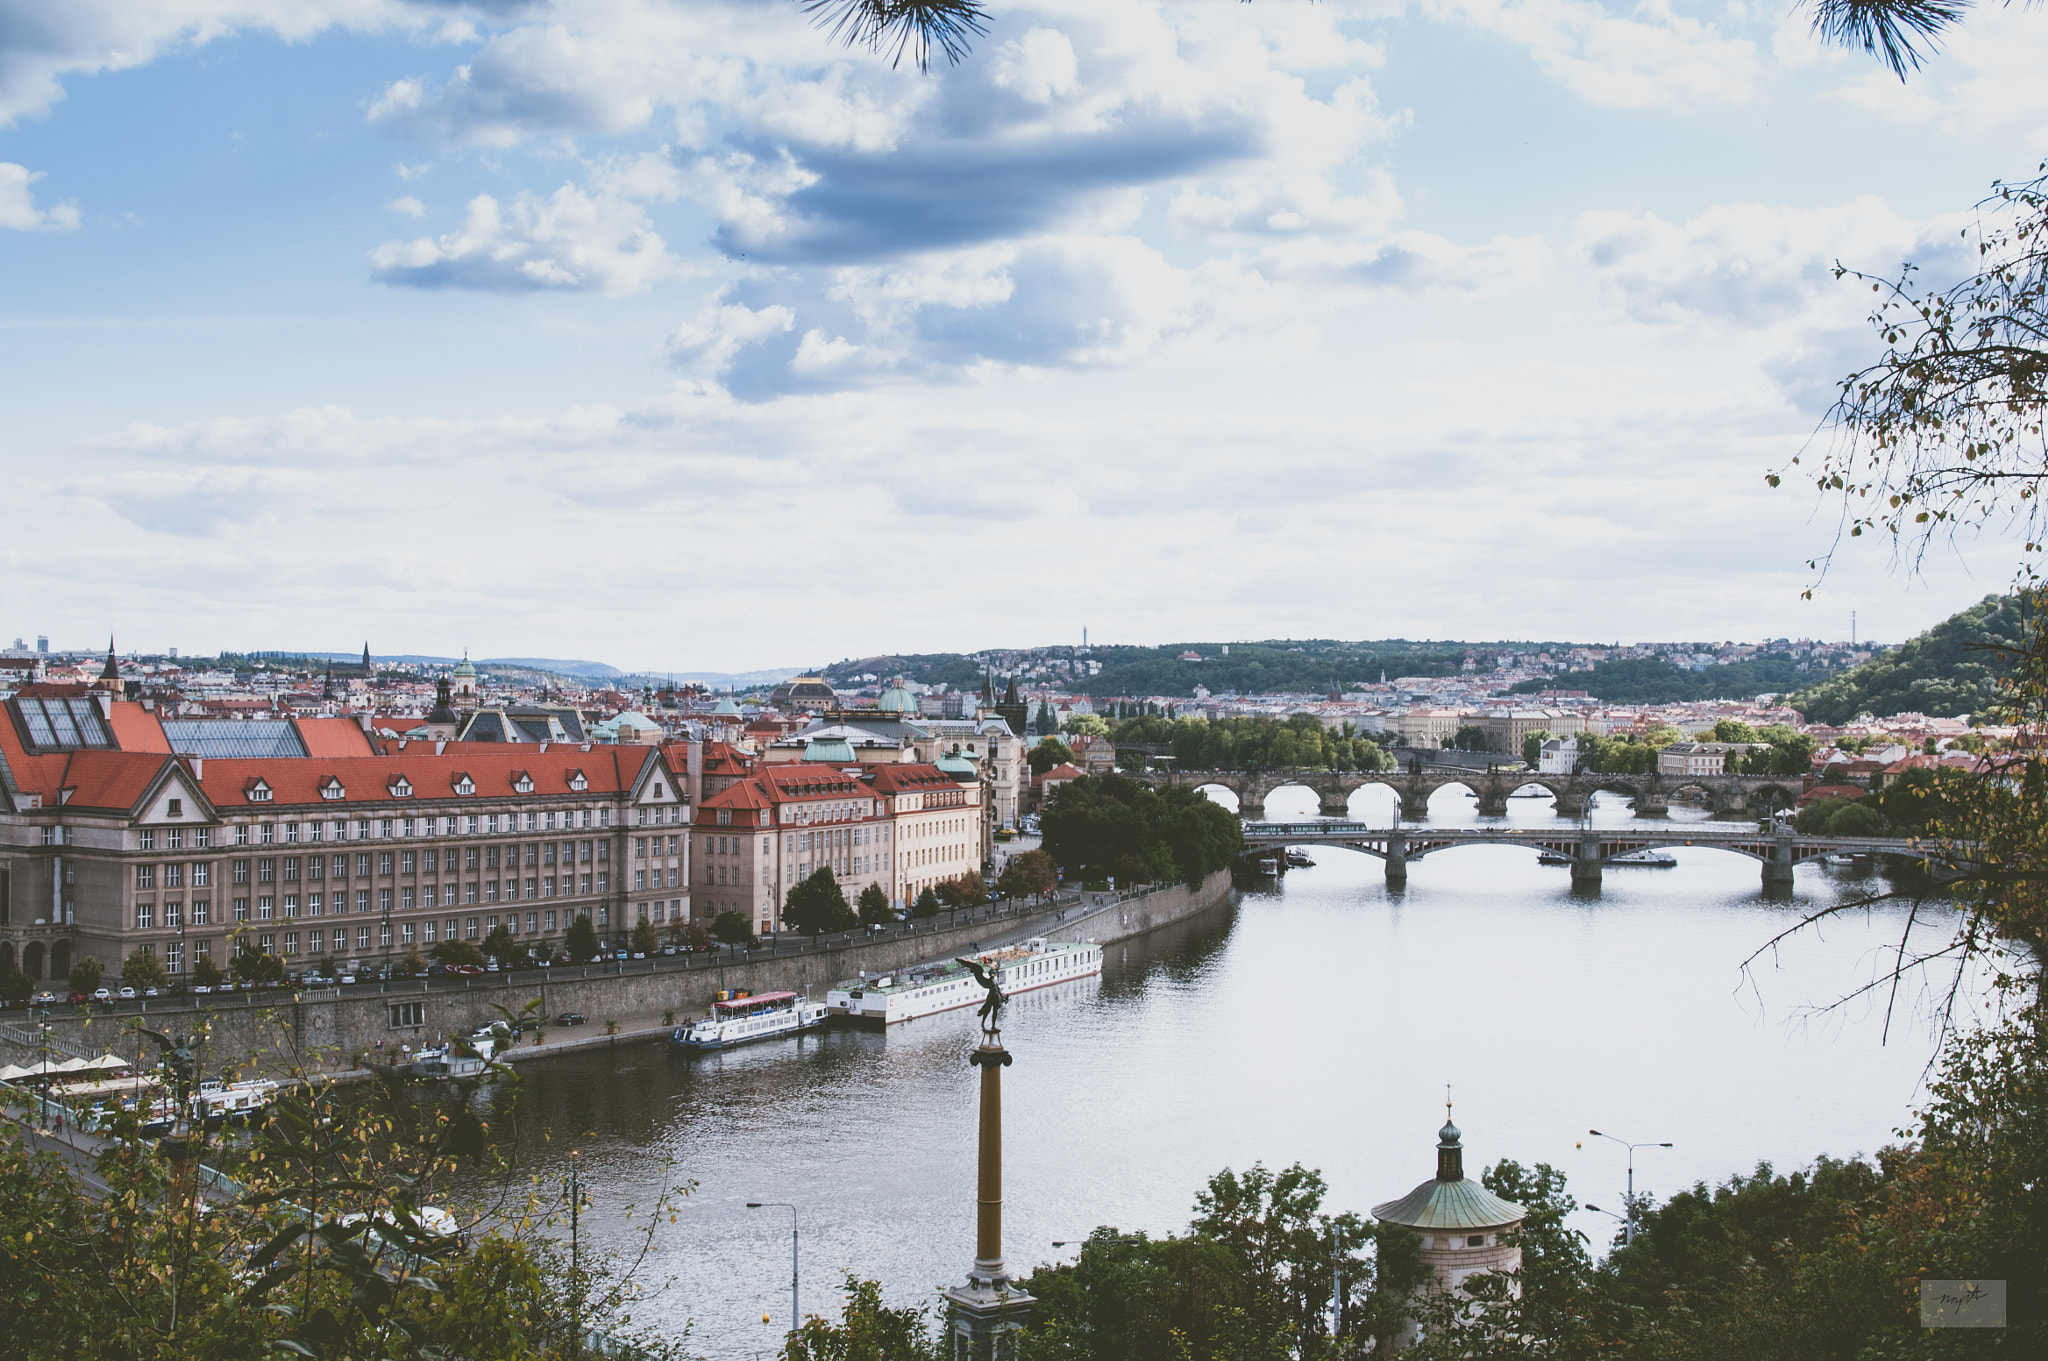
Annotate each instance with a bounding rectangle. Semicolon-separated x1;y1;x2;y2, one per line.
674;999;829;1051
826;941;1103;1026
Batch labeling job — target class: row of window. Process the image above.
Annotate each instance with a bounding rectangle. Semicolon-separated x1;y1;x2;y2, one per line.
634;868;681;891
140;808;618;851
136;841;611;889
130;875;612;928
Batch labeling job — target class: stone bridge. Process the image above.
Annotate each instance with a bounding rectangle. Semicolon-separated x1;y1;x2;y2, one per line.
1147;766;1804;821
1240;820;1937;888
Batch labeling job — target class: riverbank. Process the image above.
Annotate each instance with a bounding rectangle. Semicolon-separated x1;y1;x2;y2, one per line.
4;870;1235;1081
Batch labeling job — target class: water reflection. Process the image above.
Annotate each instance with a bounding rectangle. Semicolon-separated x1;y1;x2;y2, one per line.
456;792;1965;1359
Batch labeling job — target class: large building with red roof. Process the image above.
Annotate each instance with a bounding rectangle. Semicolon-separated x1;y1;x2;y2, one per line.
0;692;687;985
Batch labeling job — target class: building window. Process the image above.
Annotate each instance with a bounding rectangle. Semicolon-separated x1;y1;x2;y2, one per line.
466;917;479;940
423;920;437;944
193;899;210;925
423;885;437;909
635;870;647;891
465;882;478;904
400;851;415;875
165;901;183;928
544;876;556;897
379;922;393;947
284;932;299;955
141;830;157;851
311;892;324;916
260;823;275;843
390;1002;424;1028
379;853;393;875
399;887;414;911
524;877;537;898
378;888;392;913
596;872;608;893
136;865;156;889
258;896;275;920
193;862;210;887
356;926;371;950
235;824;250;846
423;849;437;873
259;933;275;953
165;941;184;973
580;874;592;894
355;890;370;913
485;880;498;903
136;902;155;929
545;910;557;931
258;858;275;883
234;897;249;922
283;894;298;918
400;922;415;945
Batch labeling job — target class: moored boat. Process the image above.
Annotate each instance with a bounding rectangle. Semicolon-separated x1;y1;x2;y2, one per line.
826;938;1102;1027
671;990;827;1052
1538;848;1677;867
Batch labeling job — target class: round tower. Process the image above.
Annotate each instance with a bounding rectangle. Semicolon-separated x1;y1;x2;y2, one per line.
1370;1105;1526;1349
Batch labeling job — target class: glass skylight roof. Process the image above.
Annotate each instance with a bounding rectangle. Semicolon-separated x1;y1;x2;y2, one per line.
14;697;114;751
159;720;309;760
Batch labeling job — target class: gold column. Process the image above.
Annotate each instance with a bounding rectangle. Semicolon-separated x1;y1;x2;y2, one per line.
976;1040;1004;1271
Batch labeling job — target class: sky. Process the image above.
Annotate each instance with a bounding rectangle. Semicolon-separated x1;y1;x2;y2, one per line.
3;0;2046;671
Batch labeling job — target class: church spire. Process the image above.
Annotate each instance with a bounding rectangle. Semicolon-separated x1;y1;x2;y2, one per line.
100;636;119;681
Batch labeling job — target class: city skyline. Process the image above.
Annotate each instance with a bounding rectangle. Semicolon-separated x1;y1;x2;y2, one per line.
6;1;2046;667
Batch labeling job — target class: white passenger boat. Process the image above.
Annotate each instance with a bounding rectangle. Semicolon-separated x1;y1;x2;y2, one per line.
826;938;1103;1027
191;1078;281;1126
671;990;828;1052
1538;848;1677;867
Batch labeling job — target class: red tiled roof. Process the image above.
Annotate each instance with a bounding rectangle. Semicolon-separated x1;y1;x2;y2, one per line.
865;763;965;794
106;701;171;752
1034;763;1085;784
192;749;663;809
1797;784;1867;806
297;717;377;758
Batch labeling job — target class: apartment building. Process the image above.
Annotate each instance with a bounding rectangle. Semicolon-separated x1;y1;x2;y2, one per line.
0;690;684;981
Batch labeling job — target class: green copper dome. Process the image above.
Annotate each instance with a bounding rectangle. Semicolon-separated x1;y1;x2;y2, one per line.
805;738;856;764
712;696;742;716
1371;1114;1524;1231
936;755;978;776
877;686;917;713
453;653;476;678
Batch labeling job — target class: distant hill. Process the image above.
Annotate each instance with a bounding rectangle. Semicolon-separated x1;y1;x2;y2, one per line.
826;639;1582;699
1790;595;2024;724
1507;656;1817;705
482;657;625;679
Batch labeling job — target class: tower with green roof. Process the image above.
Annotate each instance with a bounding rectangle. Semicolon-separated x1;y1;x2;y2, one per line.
1370;1103;1526;1349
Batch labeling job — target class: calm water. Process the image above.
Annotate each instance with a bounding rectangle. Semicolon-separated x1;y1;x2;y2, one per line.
460;787;1971;1360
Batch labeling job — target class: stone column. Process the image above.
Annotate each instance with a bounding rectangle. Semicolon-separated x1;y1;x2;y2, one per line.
1240;797;1266;822
1475;781;1510;818
1319;794;1352;819
1399;783;1431;821
947;1040;1033;1359
1384;830;1407;885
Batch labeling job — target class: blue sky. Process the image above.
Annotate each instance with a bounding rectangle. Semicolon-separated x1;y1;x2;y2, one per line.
4;1;2045;670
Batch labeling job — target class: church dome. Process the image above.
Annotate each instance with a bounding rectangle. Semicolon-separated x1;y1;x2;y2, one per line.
1370;1112;1524;1232
877;686;917;713
712;696;742;716
454;655;476;678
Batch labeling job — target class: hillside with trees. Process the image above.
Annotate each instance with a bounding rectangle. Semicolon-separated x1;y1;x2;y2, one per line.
1789;595;2023;724
1506;654;1817;704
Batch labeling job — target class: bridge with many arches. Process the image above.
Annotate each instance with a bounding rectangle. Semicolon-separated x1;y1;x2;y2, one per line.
1145;765;1804;820
1239;819;1934;887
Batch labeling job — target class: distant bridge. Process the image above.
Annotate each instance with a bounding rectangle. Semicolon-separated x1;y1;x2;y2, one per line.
1145;765;1803;821
1239;820;1936;887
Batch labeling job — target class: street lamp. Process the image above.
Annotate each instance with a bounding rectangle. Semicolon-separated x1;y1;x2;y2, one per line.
1587;1129;1671;1245
747;1201;798;1335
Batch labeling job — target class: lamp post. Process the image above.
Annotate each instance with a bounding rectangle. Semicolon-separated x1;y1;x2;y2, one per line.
747;1201;798;1336
1588;1129;1671;1245
566;1150;586;1361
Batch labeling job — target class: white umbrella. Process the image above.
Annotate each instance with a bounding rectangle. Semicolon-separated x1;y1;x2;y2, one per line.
53;1056;90;1074
86;1053;132;1071
0;1064;28;1081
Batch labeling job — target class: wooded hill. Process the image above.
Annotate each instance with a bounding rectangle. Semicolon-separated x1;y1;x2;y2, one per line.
1790;594;2024;724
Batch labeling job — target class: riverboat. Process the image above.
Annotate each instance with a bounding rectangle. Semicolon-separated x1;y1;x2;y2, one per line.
825;938;1103;1027
1538;848;1677;868
671;991;828;1052
189;1078;280;1128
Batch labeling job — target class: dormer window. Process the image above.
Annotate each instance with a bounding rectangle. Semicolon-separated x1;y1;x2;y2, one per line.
568;770;588;791
388;775;414;798
168;797;184;817
512;772;535;794
319;777;346;801
653;781;665;798
718;810;732;825
245;779;273;803
452;774;476;796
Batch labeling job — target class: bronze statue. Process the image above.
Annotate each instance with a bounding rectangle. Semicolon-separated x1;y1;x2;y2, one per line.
958;956;1006;1036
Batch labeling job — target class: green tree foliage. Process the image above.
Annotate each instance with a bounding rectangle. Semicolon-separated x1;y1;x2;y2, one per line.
997;848;1057;900
630;919;659;955
0;964;31;1003
856;883;893;926
935;870;987;908
1449;725;1488;752
564;912;601;962
68;955;103;996
190;955;224;990
1041;774;1242;887
710;910;755;946
1126;713;1392;772
1029;737;1078;776
430;939;485;968
784;868;857;936
120;951;167;992
910;888;941;920
1064;713;1109;738
1791;595;2022;723
1520;729;1553;768
482;925;517;964
1795;795;1890;837
782;1275;945;1361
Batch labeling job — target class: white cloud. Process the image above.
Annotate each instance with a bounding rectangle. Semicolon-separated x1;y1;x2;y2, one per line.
368;155;687;295
662;299;797;375
0;162;79;230
1430;0;1759;106
386;194;426;217
0;0;421;127
1574;196;1968;328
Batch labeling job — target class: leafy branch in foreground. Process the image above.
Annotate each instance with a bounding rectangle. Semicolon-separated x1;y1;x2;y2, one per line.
800;0;989;71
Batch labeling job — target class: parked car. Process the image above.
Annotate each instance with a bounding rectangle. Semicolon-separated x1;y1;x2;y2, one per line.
192;984;214;994
555;1011;587;1027
118;986;138;1000
30;990;60;1006
338;973;356;984
92;987;114;1002
631;951;646;960
143;986;160;998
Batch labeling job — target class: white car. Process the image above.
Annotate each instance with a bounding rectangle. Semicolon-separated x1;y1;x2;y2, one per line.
92;987;113;1002
338;973;357;984
118;986;138;1000
192;984;214;994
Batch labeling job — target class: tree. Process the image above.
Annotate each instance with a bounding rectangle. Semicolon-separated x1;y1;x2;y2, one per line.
785;868;857;937
1030;736;1078;776
711;910;755;946
1064;713;1109;738
782;1275;944;1361
998;848;1057;900
678;920;711;951
911;888;941;919
481;925;516;965
120;951;168;992
856;883;893;926
191;955;224;990
1042;774;1242;888
564;912;601;962
1451;724;1488;752
937;870;987;908
630;918;659;955
431;939;485;969
1520;729;1553;768
0;964;30;1004
400;946;428;977
68;955;103;996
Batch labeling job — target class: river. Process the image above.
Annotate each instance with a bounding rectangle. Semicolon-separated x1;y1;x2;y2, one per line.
455;786;1970;1359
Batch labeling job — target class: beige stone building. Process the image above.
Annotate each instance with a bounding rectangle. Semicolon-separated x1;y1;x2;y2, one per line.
1371;1112;1526;1350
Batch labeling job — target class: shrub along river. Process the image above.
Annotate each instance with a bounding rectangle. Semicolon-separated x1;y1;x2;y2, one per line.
455;785;1974;1359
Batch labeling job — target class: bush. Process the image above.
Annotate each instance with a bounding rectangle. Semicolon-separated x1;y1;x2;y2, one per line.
68;956;104;996
711;910;754;946
911;888;941;920
630;919;659;955
120;951;167;992
191;956;225;989
785;868;857;936
431;939;485;968
856;883;893;926
564;913;601;962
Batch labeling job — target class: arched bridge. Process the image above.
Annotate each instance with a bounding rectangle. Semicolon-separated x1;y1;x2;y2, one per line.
1241;820;1936;887
1149;766;1803;821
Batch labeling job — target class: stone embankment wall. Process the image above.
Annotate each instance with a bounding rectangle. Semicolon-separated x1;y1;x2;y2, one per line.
16;870;1234;1076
